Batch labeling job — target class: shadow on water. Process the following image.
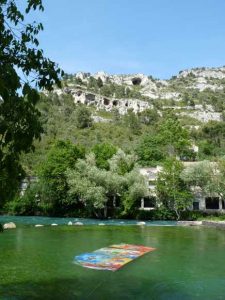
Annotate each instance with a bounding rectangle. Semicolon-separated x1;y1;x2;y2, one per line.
0;275;192;300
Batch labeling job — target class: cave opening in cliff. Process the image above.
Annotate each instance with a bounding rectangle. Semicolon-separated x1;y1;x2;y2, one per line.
86;94;95;102
132;77;142;85
104;98;110;105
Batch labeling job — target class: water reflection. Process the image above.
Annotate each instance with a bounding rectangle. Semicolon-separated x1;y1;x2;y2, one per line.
0;226;225;299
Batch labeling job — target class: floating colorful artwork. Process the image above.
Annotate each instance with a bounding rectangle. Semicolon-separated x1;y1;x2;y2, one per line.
74;244;156;271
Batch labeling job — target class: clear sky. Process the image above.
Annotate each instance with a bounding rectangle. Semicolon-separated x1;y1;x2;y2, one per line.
35;0;225;79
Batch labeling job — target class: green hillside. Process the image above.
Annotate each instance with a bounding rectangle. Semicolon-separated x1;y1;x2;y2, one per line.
4;68;225;219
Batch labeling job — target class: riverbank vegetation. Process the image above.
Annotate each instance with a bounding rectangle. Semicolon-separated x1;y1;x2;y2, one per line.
3;135;225;220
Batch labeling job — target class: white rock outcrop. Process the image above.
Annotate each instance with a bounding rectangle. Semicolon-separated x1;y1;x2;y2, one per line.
178;67;225;79
93;71;109;83
75;72;90;81
111;73;151;87
92;115;112;123
189;83;223;92
66;88;153;115
180;111;222;123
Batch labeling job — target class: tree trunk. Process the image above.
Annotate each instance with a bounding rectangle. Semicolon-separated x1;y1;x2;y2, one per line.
104;205;107;219
113;195;116;207
175;209;180;220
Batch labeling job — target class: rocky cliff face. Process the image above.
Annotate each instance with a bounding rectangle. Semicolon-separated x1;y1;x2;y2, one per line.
51;66;225;123
177;67;225;92
177;66;225;80
62;88;153;115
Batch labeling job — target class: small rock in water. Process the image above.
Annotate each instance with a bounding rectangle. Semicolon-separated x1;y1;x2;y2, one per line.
3;222;16;229
137;221;146;226
35;224;44;227
68;221;73;225
51;223;58;226
74;222;83;226
98;223;105;226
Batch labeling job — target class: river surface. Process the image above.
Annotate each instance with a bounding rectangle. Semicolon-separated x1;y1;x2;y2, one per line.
0;217;225;299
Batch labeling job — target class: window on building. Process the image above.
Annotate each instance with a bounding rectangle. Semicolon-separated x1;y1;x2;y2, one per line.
115;197;121;208
205;197;219;209
144;197;156;208
193;202;199;210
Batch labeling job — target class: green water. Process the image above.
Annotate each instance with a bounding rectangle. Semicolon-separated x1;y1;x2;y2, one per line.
0;225;225;300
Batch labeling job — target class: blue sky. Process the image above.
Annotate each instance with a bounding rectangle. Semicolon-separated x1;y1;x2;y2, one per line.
34;0;225;79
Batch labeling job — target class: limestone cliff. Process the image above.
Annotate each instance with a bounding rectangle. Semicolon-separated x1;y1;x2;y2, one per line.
50;66;225;123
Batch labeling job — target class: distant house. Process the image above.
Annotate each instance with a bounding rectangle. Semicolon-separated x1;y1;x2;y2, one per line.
182;161;225;212
139;162;225;213
139;166;162;210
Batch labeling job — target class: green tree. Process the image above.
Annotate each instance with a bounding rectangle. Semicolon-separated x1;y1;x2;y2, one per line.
201;121;225;148
92;143;117;170
112;108;121;124
138;109;160;125
67;153;124;218
216;157;225;199
122;168;149;214
100;85;111;97
158;114;191;157
123;109;141;134
182;92;190;105
109;149;137;175
97;77;103;88
87;76;97;89
74;105;92;129
67;151;147;218
66;167;106;217
38;140;85;215
0;0;63;206
181;161;213;191
75;77;83;86
196;121;225;158
136;114;192;166
181;159;225;199
135;134;165;166
156;158;193;219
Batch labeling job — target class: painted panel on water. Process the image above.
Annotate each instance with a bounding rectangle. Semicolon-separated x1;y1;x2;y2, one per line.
74;243;156;271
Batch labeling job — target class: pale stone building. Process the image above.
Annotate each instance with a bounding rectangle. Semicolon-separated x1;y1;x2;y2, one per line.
139;162;225;213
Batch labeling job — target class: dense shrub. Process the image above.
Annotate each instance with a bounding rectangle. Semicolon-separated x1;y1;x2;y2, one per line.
4;184;41;216
136;208;177;221
179;210;208;220
180;210;225;221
